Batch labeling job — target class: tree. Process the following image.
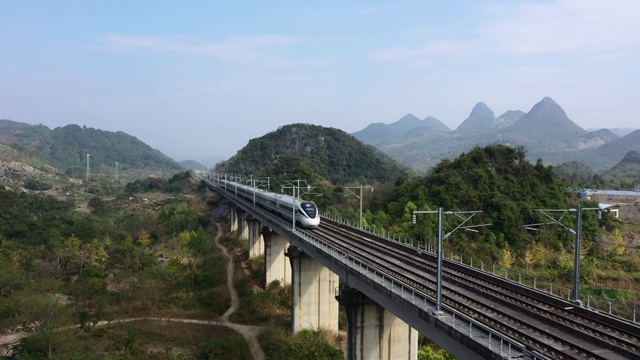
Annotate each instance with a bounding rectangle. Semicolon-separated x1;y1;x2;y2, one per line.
137;230;151;247
528;241;549;268
64;234;88;275
86;239;109;269
87;196;106;214
0;259;25;300
498;244;514;269
123;235;135;250
124;181;141;197
521;247;534;269
180;227;209;256
595;228;626;259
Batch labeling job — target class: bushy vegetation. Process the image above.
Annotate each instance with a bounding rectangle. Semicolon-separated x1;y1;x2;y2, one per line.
0;171;236;358
327;145;639;294
18;321;250;360
418;346;455;360
3;140;638;358
215;123;411;184
231;266;291;325
553;161;596;187
555;151;640;190
260;328;344;360
216;143;638;298
384;146;571;252
196;334;251;360
0;122;182;178
602;150;640;189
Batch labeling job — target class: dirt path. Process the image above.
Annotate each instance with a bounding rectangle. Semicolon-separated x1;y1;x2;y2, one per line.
217;227;240;321
0;224;266;360
213;223;266;360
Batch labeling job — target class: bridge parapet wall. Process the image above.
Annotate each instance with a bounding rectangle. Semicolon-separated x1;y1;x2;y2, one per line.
203;178;533;359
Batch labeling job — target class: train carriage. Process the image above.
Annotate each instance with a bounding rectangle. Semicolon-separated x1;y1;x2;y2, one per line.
220;179;320;228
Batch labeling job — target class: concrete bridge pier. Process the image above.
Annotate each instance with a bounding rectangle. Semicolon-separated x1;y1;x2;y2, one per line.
235;208;249;241
229;204;238;232
338;286;418;360
286;246;339;333
248;217;264;258
261;227;291;286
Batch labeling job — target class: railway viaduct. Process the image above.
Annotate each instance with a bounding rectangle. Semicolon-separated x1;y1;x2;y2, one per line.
226;189;424;360
207;176;510;360
203;175;640;360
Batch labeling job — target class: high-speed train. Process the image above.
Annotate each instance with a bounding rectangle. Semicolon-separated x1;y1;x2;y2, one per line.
219;179;320;228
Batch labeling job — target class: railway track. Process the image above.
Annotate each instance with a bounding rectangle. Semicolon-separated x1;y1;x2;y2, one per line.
311;219;640;359
204;180;640;358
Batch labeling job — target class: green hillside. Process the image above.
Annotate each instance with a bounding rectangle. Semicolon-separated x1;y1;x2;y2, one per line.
604;150;640;188
552;161;595;187
378;145;605;259
362;145;637;306
0;121;182;176
215;123;410;184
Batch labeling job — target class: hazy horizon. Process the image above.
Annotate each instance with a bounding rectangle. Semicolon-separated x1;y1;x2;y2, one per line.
2;1;639;165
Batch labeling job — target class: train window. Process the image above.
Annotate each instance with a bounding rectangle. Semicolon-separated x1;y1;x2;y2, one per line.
300;202;317;218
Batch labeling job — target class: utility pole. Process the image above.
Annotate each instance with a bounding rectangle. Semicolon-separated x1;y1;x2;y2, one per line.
282;179;317;232
284;179;318;198
86;154;90;181
343;184;374;228
533;205;600;305
248;174;256;205
256;176;274;191
281;183;300;231
115;162;118;181
283;180;305;231
413;208;489;316
250;176;275;205
292;186;296;230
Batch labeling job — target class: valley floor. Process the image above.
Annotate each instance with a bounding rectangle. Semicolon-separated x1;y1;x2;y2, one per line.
0;223;266;360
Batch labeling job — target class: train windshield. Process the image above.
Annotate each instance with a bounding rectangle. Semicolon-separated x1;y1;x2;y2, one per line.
300;202;317;218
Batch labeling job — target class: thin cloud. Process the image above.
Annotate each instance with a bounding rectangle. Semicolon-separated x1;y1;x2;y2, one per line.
99;33;306;62
479;0;640;55
370;39;471;63
369;0;640;66
498;65;567;84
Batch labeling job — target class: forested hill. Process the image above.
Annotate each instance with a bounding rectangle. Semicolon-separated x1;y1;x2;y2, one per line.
387;145;573;252
215;123;410;184
0;121;182;174
605;150;640;182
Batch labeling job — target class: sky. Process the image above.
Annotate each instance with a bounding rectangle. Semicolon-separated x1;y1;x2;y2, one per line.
1;1;639;166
